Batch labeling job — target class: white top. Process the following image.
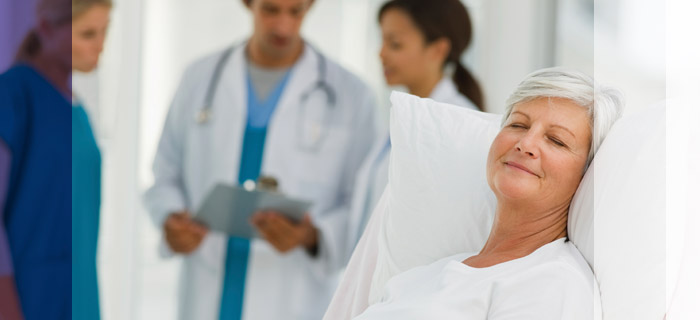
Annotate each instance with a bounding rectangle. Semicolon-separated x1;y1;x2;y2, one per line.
354;238;597;320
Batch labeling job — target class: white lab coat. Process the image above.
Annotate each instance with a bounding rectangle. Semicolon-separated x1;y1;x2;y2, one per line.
345;78;477;260
144;42;377;320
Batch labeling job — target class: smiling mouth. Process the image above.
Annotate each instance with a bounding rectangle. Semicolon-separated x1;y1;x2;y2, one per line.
504;161;539;177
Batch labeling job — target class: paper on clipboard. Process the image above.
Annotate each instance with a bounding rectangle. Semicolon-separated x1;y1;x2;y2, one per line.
195;183;312;239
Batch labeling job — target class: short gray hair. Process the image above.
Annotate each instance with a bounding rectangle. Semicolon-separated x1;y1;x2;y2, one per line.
502;67;624;169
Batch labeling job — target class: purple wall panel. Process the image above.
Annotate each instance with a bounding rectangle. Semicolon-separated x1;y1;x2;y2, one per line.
0;0;39;72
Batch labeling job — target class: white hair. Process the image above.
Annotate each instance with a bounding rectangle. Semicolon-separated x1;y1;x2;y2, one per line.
502;67;624;170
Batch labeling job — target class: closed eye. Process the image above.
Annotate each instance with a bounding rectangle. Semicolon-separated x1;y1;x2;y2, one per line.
508;123;527;129
549;136;566;147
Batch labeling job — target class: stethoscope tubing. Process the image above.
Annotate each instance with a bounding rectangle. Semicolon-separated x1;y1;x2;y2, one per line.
197;42;334;125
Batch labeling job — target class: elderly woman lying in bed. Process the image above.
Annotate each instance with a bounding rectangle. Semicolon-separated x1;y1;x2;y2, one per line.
352;68;624;319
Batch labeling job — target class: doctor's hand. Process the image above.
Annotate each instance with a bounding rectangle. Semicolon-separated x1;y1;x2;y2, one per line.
164;211;208;254
250;211;319;256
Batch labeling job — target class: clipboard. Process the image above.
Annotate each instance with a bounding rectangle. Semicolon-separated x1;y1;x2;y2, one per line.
194;183;312;239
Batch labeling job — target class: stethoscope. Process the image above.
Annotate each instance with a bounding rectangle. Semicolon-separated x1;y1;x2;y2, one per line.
196;42;337;151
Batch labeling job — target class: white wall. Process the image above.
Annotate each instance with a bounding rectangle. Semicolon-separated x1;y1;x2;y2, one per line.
74;0;145;319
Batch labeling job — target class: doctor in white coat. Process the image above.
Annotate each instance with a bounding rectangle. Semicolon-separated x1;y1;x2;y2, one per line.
346;0;485;256
143;0;376;319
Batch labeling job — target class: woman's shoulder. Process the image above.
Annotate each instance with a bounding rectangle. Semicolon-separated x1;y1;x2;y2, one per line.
0;64;41;103
0;64;37;83
0;64;45;101
0;65;41;143
488;241;598;319
430;77;478;111
515;239;594;287
389;252;473;283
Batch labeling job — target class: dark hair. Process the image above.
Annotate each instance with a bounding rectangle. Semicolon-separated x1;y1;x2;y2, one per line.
379;0;484;111
15;31;42;62
15;0;74;62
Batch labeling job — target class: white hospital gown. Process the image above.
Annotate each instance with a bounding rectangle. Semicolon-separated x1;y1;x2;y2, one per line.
354;238;597;320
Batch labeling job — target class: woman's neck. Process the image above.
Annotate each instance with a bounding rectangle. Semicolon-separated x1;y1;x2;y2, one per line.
407;71;442;98
465;201;569;268
28;53;71;98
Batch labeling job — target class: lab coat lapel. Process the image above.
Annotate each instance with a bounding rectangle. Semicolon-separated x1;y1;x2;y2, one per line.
268;43;316;126
212;44;248;185
263;44;317;189
186;45;247;299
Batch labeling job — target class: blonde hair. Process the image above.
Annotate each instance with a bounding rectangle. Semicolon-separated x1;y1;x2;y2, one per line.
15;0;112;62
73;0;113;19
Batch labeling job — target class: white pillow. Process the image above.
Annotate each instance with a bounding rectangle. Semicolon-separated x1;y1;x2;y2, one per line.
369;92;501;303
568;103;666;319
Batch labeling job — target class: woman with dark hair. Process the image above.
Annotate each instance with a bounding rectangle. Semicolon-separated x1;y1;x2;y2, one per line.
0;0;110;318
0;1;72;319
0;0;71;320
379;0;483;109
346;0;484;261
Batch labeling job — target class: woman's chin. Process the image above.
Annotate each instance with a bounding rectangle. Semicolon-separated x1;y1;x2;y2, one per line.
384;77;398;86
73;63;97;73
494;181;536;201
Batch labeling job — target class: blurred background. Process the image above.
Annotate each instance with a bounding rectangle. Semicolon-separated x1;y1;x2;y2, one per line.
0;0;668;319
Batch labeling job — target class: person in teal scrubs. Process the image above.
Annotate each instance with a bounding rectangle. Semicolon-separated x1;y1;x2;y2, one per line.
71;1;113;320
1;0;111;318
0;0;73;319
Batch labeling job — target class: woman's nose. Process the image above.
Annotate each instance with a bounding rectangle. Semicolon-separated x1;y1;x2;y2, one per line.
515;134;538;158
379;45;387;61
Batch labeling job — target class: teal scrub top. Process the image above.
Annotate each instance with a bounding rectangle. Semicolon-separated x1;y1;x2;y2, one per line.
71;103;102;320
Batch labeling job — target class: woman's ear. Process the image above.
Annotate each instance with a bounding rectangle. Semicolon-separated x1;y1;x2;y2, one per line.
36;18;52;42
429;37;451;63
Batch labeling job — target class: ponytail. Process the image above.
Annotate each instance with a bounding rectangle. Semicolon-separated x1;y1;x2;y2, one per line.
453;62;484;111
15;30;41;63
14;0;80;63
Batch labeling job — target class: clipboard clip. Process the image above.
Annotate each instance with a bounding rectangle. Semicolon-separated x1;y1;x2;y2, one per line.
242;175;279;193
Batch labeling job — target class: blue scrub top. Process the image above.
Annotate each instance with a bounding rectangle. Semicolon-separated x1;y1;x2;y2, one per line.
0;64;71;320
72;103;102;320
